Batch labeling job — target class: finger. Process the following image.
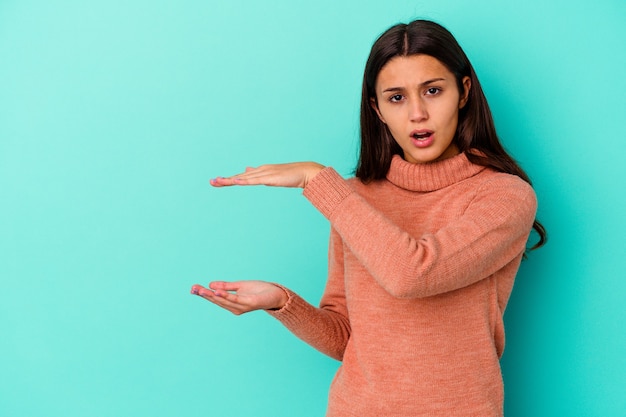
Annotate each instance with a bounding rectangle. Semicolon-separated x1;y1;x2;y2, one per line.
209;281;242;292
209;175;260;187
193;283;248;306
230;168;293;187
211;288;240;303
229;167;277;184
190;284;208;295
198;288;249;315
209;176;239;187
209;166;267;187
194;285;235;305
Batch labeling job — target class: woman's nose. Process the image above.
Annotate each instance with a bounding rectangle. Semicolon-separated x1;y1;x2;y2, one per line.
409;98;428;122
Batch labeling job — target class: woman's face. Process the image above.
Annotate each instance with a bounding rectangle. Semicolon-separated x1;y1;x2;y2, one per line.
372;54;471;164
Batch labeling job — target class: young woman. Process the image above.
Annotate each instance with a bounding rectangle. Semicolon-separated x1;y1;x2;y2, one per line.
191;19;546;417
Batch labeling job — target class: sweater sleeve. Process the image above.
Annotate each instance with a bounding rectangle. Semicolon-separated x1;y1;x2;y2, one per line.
303;167;537;299
266;228;351;361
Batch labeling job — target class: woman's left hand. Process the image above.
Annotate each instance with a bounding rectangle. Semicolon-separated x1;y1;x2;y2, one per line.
210;162;325;189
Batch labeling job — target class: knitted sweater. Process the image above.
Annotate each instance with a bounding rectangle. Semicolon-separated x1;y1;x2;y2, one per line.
268;152;537;417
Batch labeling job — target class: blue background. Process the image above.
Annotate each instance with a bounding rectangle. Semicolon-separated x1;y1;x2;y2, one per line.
1;1;625;416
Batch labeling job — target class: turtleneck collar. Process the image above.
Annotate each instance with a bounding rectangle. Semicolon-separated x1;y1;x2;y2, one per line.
386;152;486;192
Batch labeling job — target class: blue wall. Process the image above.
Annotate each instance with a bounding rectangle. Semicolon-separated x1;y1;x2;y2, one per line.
1;1;624;416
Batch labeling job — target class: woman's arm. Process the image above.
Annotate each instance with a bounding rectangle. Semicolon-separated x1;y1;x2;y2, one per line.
304;167;537;298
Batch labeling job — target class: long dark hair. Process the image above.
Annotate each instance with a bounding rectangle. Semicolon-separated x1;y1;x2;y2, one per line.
356;20;546;249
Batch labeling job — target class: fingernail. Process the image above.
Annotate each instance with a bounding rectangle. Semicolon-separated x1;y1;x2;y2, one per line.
191;288;198;295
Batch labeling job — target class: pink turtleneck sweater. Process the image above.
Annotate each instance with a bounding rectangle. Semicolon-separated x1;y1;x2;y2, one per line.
268;152;537;416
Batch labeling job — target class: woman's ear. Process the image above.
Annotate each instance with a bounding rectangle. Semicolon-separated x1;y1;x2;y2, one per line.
370;97;386;123
459;76;471;109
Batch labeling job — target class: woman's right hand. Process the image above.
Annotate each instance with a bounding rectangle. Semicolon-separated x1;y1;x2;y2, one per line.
190;280;289;315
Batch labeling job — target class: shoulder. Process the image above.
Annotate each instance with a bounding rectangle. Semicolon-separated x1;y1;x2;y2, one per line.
471;169;538;223
476;169;536;198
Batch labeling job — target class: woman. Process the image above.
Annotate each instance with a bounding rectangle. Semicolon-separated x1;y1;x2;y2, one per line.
191;19;546;416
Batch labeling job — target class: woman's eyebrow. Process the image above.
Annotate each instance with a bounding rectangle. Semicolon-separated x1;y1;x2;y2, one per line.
421;77;446;85
382;86;405;93
382;78;447;93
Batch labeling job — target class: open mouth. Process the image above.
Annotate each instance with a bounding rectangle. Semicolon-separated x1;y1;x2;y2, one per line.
410;130;434;148
411;130;433;140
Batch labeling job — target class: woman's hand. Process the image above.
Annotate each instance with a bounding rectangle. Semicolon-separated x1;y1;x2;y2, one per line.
210;162;325;189
190;281;289;315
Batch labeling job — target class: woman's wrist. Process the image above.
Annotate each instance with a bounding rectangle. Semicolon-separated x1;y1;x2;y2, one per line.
267;284;290;311
303;162;326;188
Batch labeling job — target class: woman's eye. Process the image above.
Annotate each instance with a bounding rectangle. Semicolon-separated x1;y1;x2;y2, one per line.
425;87;441;96
390;94;403;102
